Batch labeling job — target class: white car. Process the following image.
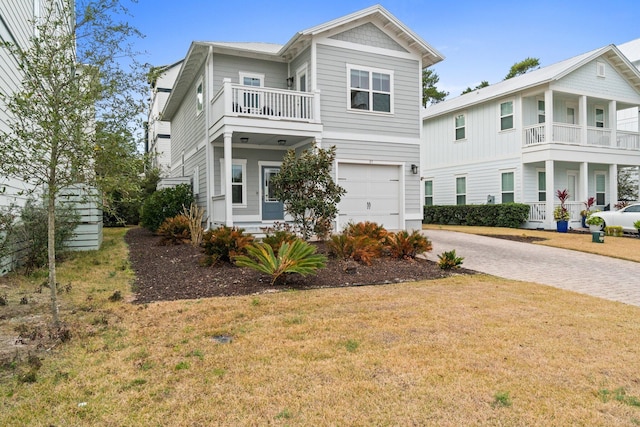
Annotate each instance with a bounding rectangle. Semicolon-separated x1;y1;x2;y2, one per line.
590;203;640;233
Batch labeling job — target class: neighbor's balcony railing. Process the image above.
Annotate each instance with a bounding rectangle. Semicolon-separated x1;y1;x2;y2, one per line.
523;123;639;150
211;78;320;124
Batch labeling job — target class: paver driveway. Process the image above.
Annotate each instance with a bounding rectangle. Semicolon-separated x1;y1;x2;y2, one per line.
422;229;640;307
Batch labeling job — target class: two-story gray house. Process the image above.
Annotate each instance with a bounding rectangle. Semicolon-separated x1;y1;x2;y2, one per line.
162;5;443;232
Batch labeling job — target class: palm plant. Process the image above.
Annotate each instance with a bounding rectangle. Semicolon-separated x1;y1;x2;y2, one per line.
234;239;327;285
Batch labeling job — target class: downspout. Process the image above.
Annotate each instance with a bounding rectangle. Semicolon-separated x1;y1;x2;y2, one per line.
205;46;213;228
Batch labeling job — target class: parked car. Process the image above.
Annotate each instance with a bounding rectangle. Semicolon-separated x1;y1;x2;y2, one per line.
589;203;640;233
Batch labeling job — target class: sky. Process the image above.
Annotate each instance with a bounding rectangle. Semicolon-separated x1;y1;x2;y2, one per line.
123;0;640;99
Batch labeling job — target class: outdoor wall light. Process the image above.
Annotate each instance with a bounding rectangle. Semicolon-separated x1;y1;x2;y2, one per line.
240;137;249;143
277;139;286;146
411;164;418;174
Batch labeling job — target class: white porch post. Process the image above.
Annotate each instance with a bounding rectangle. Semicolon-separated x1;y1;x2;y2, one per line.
609;163;618;209
545;159;555;228
609;100;617;147
544;89;553;142
580;95;588;145
580;162;588;203
223;132;233;226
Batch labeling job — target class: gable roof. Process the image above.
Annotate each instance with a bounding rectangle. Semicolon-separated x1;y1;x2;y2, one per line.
423;44;640;120
618;38;640;66
163;5;443;120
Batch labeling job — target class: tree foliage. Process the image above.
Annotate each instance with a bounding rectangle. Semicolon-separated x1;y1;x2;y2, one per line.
461;80;489;95
0;0;146;325
618;167;639;201
272;145;346;240
422;68;449;107
505;57;540;80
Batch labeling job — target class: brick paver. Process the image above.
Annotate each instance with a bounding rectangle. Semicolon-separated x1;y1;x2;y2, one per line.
422;229;640;307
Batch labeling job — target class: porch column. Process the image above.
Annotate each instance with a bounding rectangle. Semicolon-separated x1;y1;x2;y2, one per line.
545;159;555;228
580;95;588;145
580;162;588;203
609;100;617;147
223;132;233;226
544;89;553;143
609;163;618;209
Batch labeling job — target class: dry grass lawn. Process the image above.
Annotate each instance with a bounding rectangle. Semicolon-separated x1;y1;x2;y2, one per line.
2;228;640;426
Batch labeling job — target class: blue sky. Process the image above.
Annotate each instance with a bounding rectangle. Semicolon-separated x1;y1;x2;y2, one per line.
125;0;639;98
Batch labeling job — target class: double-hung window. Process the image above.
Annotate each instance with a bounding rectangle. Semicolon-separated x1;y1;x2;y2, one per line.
501;171;515;203
455;114;466;140
220;159;247;207
456;176;466;205
348;65;393;113
595;172;606;205
500;100;514;131
424;180;433;206
537;171;546;202
595;107;605;128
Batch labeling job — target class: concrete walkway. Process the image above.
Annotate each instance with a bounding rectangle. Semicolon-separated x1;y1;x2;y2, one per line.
422;229;640;307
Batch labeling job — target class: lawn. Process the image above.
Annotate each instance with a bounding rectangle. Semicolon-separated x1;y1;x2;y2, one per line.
1;227;640;426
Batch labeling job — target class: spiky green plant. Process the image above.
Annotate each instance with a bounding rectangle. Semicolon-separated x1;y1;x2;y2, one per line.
437;249;464;270
234;239;327;285
385;230;432;259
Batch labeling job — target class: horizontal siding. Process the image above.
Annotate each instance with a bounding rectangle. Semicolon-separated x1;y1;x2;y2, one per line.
211;54;288;93
289;47;311;90
316;43;421;138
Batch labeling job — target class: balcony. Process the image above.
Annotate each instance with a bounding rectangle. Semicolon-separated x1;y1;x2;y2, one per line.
523;123;640;150
210;78;321;127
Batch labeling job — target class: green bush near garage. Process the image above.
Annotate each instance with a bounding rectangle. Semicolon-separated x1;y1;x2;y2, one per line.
423;204;530;228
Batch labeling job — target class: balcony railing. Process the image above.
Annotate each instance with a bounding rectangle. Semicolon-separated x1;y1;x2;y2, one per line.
211;78;320;124
523;123;639;150
527;201;583;222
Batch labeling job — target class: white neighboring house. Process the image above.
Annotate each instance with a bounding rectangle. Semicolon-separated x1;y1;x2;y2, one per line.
618;38;640;132
147;60;183;177
162;5;443;232
422;44;640;230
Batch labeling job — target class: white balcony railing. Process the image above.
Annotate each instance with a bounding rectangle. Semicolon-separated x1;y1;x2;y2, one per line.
523;123;639;150
617;130;640;149
587;127;611;146
523;124;545;145
527;201;583;222
553;123;581;144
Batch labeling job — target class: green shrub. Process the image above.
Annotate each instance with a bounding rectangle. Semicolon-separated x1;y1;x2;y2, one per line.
262;230;298;256
156;215;191;245
437;250;464;270
140;184;194;232
201;226;254;264
234;239;327;285
423;204;530;228
385;230;432;259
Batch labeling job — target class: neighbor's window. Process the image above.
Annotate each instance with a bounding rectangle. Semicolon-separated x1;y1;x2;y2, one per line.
501;172;514;203
538;171;546;202
196;78;203;115
595;107;605;128
456;176;466;205
500;100;514;130
537;100;545;124
424;180;433;206
595;172;606;205
455;114;466;140
348;65;392;113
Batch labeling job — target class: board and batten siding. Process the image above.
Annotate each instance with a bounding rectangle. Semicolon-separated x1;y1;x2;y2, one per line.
554;58;640;104
211;54;288;93
170;62;207;178
316;43;421;138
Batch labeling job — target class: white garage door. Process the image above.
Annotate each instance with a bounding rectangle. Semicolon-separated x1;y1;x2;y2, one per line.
337;163;401;230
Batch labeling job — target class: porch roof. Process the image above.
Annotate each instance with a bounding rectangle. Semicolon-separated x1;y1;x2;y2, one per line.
422;45;640;120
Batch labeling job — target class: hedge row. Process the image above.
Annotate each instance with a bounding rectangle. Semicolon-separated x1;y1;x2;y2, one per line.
423;204;530;228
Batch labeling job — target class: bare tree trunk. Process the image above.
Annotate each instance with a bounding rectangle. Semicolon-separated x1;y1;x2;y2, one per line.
47;189;59;327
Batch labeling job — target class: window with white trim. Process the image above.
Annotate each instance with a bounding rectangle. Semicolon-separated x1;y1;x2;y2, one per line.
501;171;514;203
595;172;606;205
595;107;605;128
455;114;466;140
220;159;247;207
456;176;466;205
196;77;203;115
537;171;546;202
596;61;605;77
500;100;514;130
537;100;545;124
348;65;393;113
424;180;433;206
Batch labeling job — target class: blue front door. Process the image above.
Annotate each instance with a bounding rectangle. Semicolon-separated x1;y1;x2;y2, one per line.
262;166;284;221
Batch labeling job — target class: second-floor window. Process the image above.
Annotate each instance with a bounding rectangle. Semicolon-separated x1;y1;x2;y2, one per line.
500;101;513;131
348;65;393;113
455;114;466;140
595;107;605;128
196;77;203;115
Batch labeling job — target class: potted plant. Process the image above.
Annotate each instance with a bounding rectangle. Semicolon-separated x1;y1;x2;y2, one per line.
585;213;604;232
580;196;595;228
554;189;570;233
634;219;640;238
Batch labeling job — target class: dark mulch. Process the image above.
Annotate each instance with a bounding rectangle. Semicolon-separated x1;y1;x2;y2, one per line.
125;227;474;303
479;234;548;243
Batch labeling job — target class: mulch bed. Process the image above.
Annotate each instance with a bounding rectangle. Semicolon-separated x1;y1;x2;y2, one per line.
479;234;548;243
125;227;474;303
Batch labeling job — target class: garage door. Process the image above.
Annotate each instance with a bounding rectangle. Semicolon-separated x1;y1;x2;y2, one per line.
337;163;401;230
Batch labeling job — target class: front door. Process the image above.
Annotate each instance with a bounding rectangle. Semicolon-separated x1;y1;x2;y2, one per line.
262;166;284;221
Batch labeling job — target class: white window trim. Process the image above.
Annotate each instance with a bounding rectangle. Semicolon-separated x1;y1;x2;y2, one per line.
195;77;204;116
192;165;200;196
595;105;605;128
595;171;606;205
454;112;466;141
424;179;434;206
455;175;467;205
220;158;248;208
500;170;516;203
537;98;545;124
238;71;265;87
296;63;308;92
537;169;546;202
346;64;394;115
499;99;515;132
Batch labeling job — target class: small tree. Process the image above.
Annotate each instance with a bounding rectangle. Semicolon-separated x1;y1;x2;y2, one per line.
505;57;540;80
618;167;639;201
461;80;489;95
422;68;449;107
272;145;346;240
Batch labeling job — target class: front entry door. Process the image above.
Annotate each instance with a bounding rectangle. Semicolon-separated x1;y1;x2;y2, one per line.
262;166;284;221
